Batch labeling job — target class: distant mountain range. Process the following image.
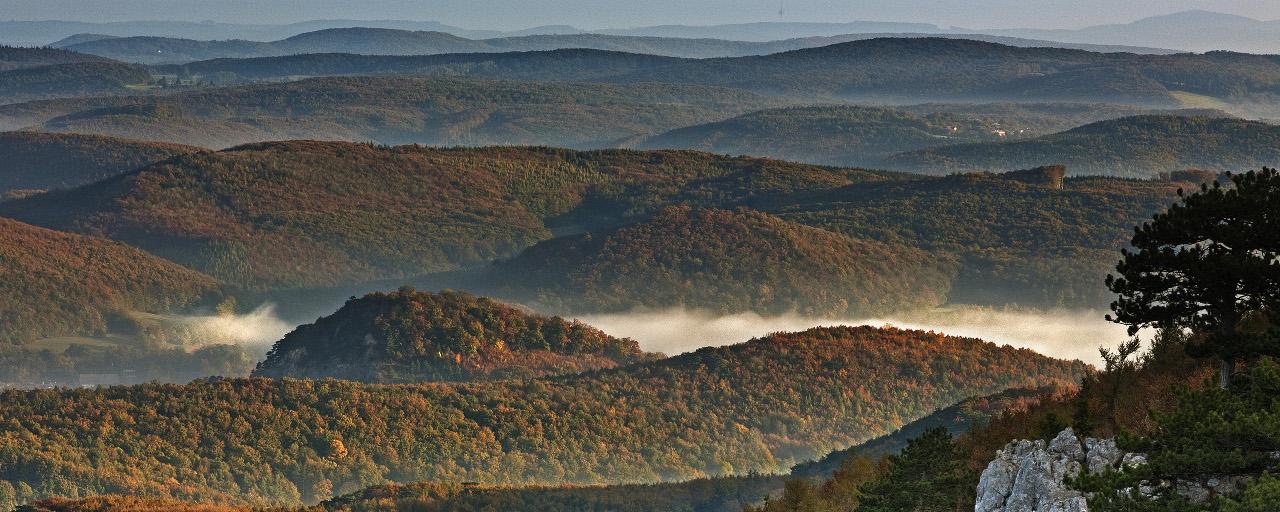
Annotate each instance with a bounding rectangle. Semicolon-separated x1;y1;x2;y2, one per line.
989;10;1280;54
4;11;1278;53
49;28;1178;65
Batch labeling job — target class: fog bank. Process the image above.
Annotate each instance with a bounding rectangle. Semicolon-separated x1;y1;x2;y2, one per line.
576;307;1132;365
157;304;294;350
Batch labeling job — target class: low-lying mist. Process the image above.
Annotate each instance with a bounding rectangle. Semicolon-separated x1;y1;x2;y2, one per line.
576;306;1134;365
148;304;294;352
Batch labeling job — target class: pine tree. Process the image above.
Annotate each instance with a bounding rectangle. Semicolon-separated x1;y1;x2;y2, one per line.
1107;168;1280;387
857;427;966;512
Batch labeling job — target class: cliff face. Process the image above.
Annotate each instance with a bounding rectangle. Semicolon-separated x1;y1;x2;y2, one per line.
974;428;1141;512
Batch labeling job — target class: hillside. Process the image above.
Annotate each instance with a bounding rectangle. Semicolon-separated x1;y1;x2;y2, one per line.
0;142;1188;308
0;216;220;345
0;75;775;148
0;60;150;104
0;144;892;290
788;386;1057;479
641;105;1233;168
0;131;200;196
640;105;1007;166
0;46;112;71
0;325;1087;507
885;115;1280;178
488;206;954;316
100;38;1280;116
59;28;1178;65
254;289;654;382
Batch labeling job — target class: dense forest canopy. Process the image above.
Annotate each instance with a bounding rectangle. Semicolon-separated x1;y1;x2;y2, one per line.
0;325;1086;509
0;131;200;196
488;206;955;316
886;115;1280;178
0;216;221;345
0;141;1193;309
0;76;777;148
254;289;654;382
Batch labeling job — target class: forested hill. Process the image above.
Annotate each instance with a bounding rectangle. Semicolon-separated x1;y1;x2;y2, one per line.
0;325;1087;508
0;141;1190;308
0;216;221;345
0;131;201;196
0;61;150;105
487;206;954;316
0;46;113;71
123;38;1280;114
638;105;1233;169
0;75;775;148
884;115;1280;178
253;289;655;382
0;143;885;290
639;105;1008;166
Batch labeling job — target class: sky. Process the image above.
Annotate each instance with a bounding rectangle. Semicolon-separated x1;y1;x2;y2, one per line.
2;0;1278;30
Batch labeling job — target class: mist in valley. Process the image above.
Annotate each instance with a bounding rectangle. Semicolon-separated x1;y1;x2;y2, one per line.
577;306;1133;365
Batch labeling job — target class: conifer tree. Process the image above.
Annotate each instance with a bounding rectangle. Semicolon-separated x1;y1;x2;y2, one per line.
1107;168;1280;387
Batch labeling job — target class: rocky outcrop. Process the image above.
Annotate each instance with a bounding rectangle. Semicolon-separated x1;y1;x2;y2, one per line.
975;429;1257;511
975;428;1133;512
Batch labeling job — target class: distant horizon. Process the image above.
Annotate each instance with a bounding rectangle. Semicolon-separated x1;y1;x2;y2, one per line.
0;2;1276;32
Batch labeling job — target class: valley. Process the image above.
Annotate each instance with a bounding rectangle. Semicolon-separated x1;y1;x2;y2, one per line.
2;5;1279;512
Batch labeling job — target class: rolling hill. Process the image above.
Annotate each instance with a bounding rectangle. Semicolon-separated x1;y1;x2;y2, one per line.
0;46;113;71
0;144;858;290
0;141;1191;308
0;131;201;196
640;105;1235;168
253;289;655;382
639;105;1008;166
0;75;775;148
0;216;221;345
0;324;1087;508
99;38;1280;116
487;206;954;316
58;27;1178;65
0;60;151;105
884;115;1280;178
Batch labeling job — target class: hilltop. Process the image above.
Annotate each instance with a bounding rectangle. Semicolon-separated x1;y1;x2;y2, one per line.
0;324;1087;507
885;115;1280;178
0;75;774;148
254;289;654;382
0;131;200;196
488;206;954;316
0;216;220;345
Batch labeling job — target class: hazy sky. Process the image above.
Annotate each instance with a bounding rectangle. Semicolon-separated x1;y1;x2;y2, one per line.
2;0;1278;30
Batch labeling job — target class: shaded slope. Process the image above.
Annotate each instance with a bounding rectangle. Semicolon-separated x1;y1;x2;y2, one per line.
0;131;201;196
253;289;654;382
489;206;954;316
0;216;221;344
0;144;863;290
885;115;1280;178
0;75;774;148
640;105;1006;165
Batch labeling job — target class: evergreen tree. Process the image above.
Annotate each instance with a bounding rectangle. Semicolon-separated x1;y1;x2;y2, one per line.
1107;168;1280;387
857;427;966;512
